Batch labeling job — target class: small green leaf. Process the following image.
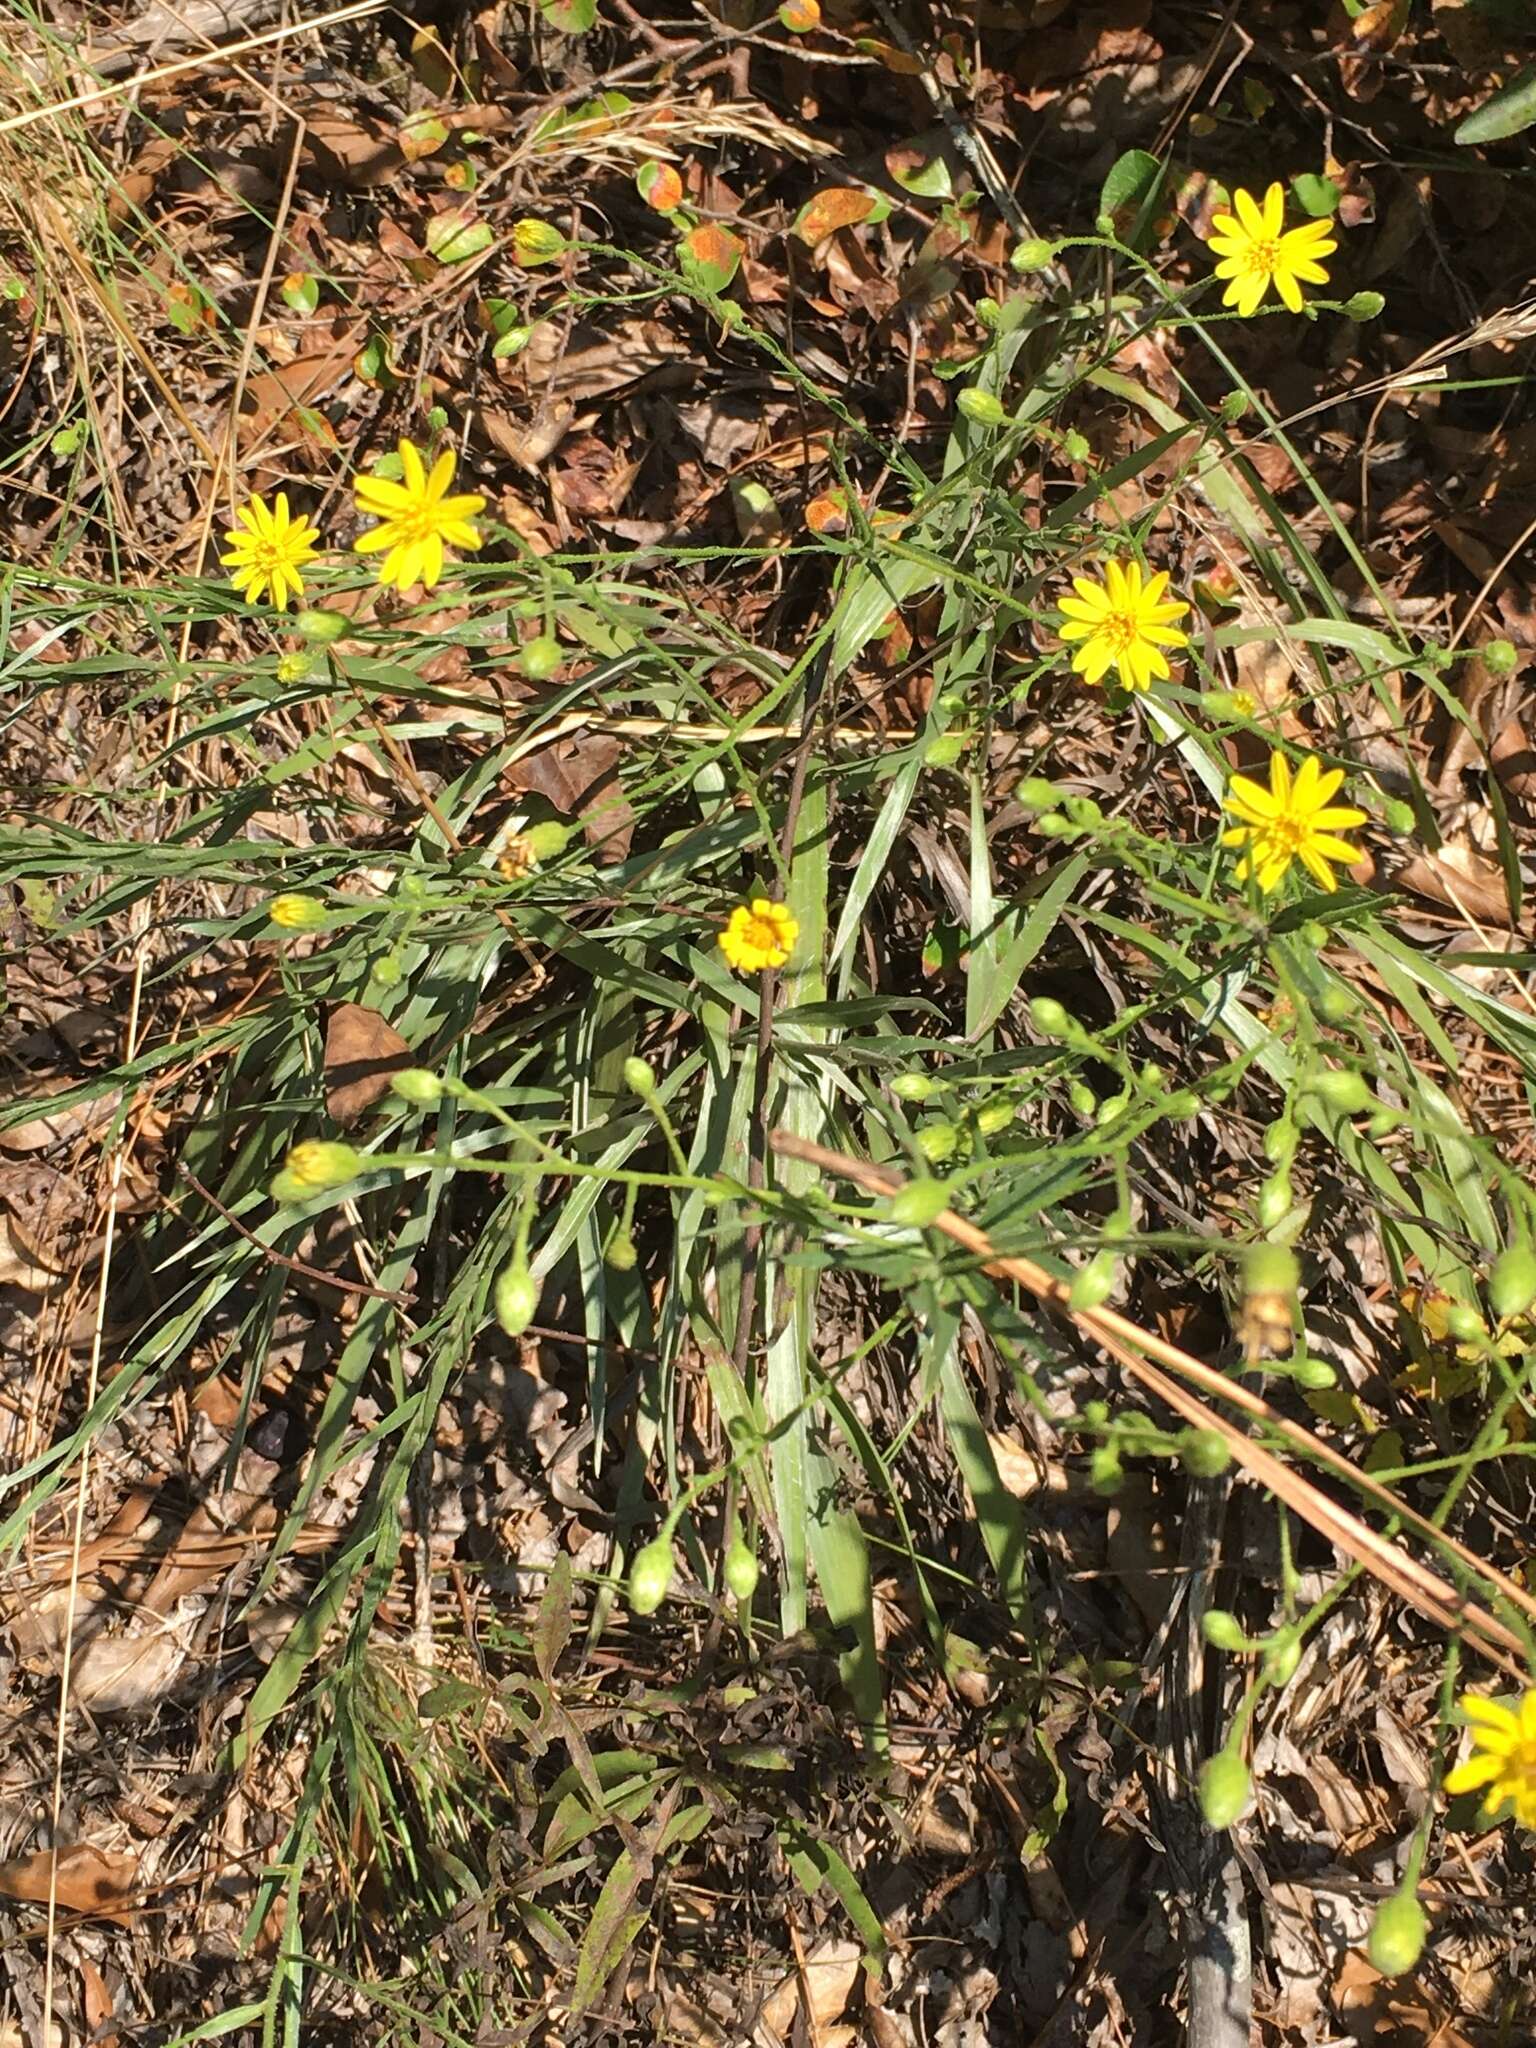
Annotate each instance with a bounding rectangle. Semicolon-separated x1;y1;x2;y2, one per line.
1455;64;1536;145
1289;171;1339;217
892;154;952;199
1097;149;1164;239
540;0;597;31
426;208;495;264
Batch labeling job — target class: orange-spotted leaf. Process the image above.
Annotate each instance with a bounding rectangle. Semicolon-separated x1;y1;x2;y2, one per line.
805;488;851;535
399;111;449;163
678;222;743;294
793;186;880;247
778;0;820;28
637;160;685;214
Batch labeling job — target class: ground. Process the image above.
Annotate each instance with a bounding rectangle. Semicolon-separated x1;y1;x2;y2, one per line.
1;0;1536;2041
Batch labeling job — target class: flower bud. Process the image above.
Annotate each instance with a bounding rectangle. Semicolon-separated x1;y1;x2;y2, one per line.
296;607;350;644
1010;236;1057;272
1311;1068;1373;1114
1293;1355;1337;1390
1367;1891;1427;1977
1089;1445;1124;1496
1481;638;1519;677
1198;1750;1251;1829
1263;1632;1301;1684
957;388;1007;427
916;1120;958;1165
1342;290;1385;321
1256;1169;1292;1230
888;1178;951;1227
1030;997;1074;1039
519;634;563;680
723;1538;760;1602
1068;1080;1097;1119
623;1056;658;1098
628;1536;674;1615
391;1067;444;1105
494;1261;540;1337
1200;1609;1248;1652
606;1230;638;1272
890;1073;935;1102
1442;1302;1485;1345
923;732;968;769
1014;776;1064;812
279;1140;362;1193
1180;1428;1232;1478
1489;1244;1536;1321
268;892;327;931
1069;1251;1117;1312
521;821;574;865
974;1099;1015;1137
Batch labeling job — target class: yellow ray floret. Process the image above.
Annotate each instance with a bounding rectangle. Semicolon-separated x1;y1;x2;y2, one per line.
221;491;322;610
719;898;798;974
1057;558;1190;693
1445;1690;1536;1829
353;437;486;593
1207;183;1338;317
1222;751;1367;894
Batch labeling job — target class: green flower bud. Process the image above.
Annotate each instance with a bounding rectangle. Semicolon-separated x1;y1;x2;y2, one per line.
1245;1241;1299;1298
916;1120;958;1165
1366;1891;1427;1978
296;607;350;644
494;1262;540;1337
369;952;403;989
1293;1355;1337;1390
890;1073;935;1102
975;298;1002;331
889;1177;951;1227
606;1230;638;1272
1263;1632;1301;1684
1311;1068;1373;1115
1315;982;1358;1023
623;1056;657;1098
923;732;968;769
1198;1750;1251;1830
1081;1399;1110;1426
628;1536;674;1614
1165;1090;1201;1119
723;1538;760;1603
957;387;1007;427
1033;812;1081;839
1180;1428;1232;1478
1030;997;1074;1039
391;1067;444;1105
1068;1080;1097;1119
519;634;563;680
268;892;327;931
1442;1302;1485;1344
1089;1444;1124;1495
974;1099;1015;1137
1489;1244;1536;1321
1219;389;1250;423
521;820;575;865
1014;776;1065;812
1257;1169;1292;1230
1096;1091;1129;1127
1010;236;1057;273
1069;1251;1117;1312
1200;1609;1248;1653
1342;290;1385;322
1481;638;1519;677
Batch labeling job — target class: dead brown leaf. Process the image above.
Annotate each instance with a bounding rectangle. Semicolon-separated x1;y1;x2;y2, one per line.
0;1844;136;1925
507;731;636;862
324;1004;412;1126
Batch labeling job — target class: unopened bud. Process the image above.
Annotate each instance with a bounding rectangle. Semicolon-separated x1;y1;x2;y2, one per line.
628;1536;674;1615
494;1262;540;1337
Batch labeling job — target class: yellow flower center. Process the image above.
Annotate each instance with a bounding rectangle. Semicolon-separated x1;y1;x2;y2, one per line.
1246;238;1281;277
741;913;780;953
1266;811;1308;856
247;535;293;577
390;500;442;544
1100;607;1143;655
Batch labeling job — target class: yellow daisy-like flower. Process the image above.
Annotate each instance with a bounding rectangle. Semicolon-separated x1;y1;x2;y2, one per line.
1444;1690;1536;1828
353;438;486;594
1207;184;1338;318
1058;559;1190;692
1222;753;1367;894
221;492;322;611
719;898;798;974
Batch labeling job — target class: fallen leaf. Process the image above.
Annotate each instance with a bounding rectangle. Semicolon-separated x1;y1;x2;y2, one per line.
793;186;879;247
78;1957;117;2048
324;1004;412;1125
507;730;635;861
0;1844;136;1925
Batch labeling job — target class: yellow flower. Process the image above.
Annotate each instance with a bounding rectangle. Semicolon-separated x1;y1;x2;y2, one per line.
1445;1690;1536;1828
719;898;798;973
512;219;568;267
268;892;327;930
1222;752;1367;894
1207;184;1338;317
353;438;486;593
1058;559;1190;692
221;492;322;610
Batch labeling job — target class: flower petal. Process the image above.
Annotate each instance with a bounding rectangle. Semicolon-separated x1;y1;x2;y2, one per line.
1444;1753;1508;1795
1233;187;1267;239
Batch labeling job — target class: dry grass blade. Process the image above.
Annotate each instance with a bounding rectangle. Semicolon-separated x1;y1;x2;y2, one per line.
770;1130;1533;1678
